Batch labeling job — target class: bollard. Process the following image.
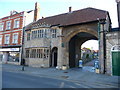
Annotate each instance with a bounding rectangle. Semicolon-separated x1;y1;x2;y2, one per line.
22;66;24;71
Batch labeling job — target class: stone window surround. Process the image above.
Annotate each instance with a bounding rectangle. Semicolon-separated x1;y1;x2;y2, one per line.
27;33;31;41
30;28;57;40
25;48;49;59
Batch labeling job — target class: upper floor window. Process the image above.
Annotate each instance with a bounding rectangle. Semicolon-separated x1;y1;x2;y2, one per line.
0;23;4;31
52;29;57;38
12;33;18;44
0;35;2;45
4;34;10;44
27;33;31;41
14;19;20;28
6;21;11;30
30;28;57;40
32;30;37;39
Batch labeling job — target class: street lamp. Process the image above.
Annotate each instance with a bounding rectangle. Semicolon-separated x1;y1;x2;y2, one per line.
100;20;107;74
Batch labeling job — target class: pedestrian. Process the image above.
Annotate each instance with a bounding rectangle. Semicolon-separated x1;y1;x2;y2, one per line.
22;58;25;66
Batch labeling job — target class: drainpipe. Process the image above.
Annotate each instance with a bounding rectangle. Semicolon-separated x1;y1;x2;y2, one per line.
97;18;100;70
97;18;100;52
21;15;26;71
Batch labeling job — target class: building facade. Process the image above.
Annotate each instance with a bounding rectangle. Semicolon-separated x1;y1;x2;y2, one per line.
24;23;60;67
23;7;111;75
104;0;120;76
0;9;34;64
106;30;120;75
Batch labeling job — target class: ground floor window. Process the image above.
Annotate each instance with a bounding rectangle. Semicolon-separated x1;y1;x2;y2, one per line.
25;48;49;59
26;49;29;58
36;49;43;58
31;49;36;58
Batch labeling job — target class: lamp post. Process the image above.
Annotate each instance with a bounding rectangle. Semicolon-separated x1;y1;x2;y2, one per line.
100;20;106;74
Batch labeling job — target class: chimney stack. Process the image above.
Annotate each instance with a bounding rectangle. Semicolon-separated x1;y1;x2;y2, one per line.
10;11;13;16
34;2;40;21
69;7;72;12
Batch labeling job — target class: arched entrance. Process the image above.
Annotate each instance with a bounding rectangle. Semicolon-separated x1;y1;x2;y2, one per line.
50;47;58;67
68;32;98;68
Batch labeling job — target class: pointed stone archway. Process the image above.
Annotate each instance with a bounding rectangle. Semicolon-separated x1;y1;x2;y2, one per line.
62;28;98;68
68;31;98;68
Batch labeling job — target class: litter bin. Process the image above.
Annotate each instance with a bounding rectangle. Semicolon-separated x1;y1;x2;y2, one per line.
79;60;83;68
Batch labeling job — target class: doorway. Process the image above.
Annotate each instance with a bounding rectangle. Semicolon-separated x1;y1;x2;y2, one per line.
50;47;58;67
69;32;98;68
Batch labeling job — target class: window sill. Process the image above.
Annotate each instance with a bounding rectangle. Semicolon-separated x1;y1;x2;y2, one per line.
12;43;18;45
14;27;19;29
6;29;11;30
4;44;9;45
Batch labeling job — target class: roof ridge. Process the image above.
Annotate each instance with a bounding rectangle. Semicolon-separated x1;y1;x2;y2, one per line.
25;7;109;30
38;7;107;22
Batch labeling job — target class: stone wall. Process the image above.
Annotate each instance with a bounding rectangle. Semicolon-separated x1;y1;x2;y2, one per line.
106;31;120;75
23;27;61;68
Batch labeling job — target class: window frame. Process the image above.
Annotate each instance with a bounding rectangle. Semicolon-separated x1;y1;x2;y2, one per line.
6;21;11;30
26;49;30;58
12;33;18;44
0;35;2;45
14;18;20;28
52;29;57;38
31;49;36;58
4;34;10;44
27;33;31;41
0;23;4;31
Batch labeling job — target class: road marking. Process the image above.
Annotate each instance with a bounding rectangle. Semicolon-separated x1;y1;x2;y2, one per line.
59;82;65;88
69;86;76;88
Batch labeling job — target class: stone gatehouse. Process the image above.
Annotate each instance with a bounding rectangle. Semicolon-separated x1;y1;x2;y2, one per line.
23;7;111;74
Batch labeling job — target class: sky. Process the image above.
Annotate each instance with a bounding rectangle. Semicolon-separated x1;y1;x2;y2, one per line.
0;0;118;50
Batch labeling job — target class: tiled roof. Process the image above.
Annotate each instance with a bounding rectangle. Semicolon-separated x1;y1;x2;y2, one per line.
25;7;108;30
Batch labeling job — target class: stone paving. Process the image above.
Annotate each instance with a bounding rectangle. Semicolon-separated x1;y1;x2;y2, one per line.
2;63;120;88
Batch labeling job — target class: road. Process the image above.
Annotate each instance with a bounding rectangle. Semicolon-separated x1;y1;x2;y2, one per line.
2;71;92;88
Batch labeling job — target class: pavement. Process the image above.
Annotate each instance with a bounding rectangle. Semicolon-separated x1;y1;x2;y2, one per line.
2;63;120;88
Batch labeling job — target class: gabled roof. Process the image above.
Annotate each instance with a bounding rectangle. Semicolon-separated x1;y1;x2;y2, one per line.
25;7;108;30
